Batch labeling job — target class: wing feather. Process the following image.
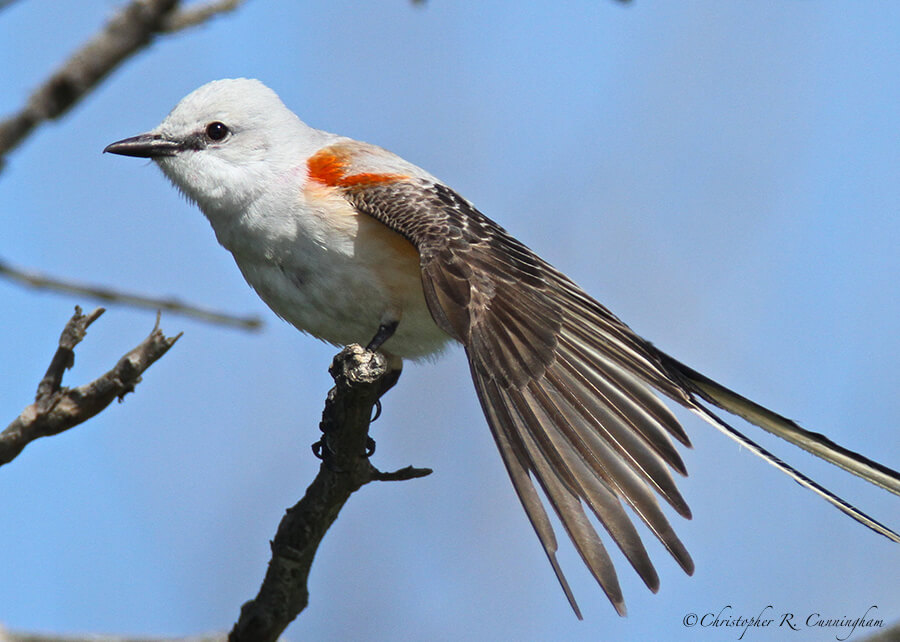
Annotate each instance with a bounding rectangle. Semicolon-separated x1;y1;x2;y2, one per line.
556;332;689;470
495;379;628;614
548;350;690;517
471;368;584;618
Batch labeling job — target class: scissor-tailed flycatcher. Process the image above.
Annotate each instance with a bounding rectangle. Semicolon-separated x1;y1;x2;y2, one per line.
105;78;900;617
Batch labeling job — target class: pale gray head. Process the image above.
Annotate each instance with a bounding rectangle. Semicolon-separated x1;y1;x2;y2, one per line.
105;78;319;210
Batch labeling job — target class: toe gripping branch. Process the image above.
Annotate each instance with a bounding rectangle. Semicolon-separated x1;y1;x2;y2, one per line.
311;344;425;481
313;318;400;459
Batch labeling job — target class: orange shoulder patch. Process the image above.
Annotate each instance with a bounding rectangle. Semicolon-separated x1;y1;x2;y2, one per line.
307;149;347;186
307;148;408;188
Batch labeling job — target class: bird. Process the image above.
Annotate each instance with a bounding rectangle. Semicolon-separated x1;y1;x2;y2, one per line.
105;78;900;618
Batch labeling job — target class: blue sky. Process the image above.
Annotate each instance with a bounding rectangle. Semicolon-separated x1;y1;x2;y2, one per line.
2;1;898;641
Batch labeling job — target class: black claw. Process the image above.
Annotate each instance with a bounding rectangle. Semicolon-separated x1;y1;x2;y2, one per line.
371;399;383;422
312;436;375;459
366;319;399;352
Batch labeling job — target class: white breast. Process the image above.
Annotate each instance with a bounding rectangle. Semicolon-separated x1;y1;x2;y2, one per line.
202;167;453;360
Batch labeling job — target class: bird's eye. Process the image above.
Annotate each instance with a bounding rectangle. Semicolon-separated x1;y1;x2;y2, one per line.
205;121;229;141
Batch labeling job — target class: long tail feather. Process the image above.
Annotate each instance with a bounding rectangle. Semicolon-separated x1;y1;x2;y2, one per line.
661;354;900;497
686;402;900;543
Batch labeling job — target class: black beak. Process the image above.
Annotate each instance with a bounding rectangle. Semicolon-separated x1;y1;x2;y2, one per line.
104;133;181;158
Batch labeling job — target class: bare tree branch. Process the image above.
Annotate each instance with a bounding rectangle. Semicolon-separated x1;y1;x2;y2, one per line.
229;345;432;642
0;0;245;169
161;0;244;31
0;629;239;642
0;258;262;330
0;306;181;467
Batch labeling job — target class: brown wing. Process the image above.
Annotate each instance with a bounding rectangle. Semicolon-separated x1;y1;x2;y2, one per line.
341;178;695;616
339;174;900;615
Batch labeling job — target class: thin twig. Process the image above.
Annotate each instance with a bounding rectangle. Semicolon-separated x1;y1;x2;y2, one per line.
0;0;245;169
161;0;244;31
0;629;240;642
229;345;431;642
1;306;181;467
0;258;262;330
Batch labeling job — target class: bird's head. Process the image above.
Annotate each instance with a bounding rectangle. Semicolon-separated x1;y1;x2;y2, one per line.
105;78;314;212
